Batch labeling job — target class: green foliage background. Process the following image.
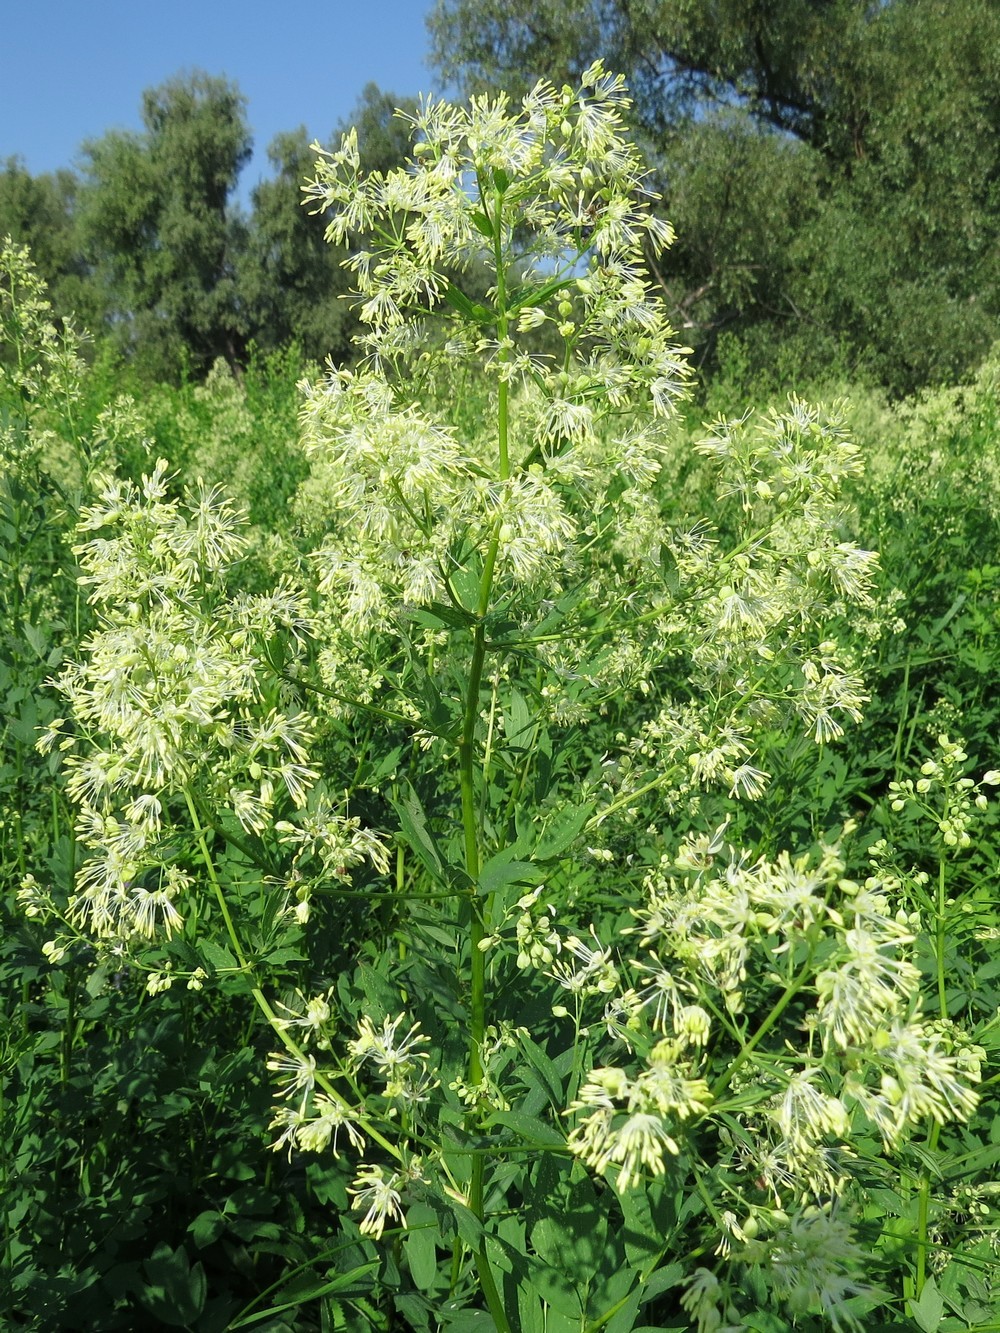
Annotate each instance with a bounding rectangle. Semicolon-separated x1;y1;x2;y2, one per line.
3;7;1000;1329
4;241;1000;1330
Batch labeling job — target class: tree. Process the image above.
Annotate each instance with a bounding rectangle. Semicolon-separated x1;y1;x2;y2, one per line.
0;159;81;304
428;0;1000;392
239;128;353;363
3;76;426;381
77;72;252;379
239;85;419;365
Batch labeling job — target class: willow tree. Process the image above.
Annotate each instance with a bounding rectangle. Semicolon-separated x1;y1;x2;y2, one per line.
429;0;1000;392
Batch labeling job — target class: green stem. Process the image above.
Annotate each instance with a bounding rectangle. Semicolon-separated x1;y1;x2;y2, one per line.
59;982;75;1088
892;655;911;776
935;845;948;1020
493;186;511;484
449;180;518;1332
191;790;271;868
183;786;247;968
586;765;683;831
316;882;469;901
709;956;815;1101
476;1246;512;1333
914;1121;941;1299
460;624;490;1186
181;786;401;1161
281;670;419;729
0;1070;11;1282
583;1249;671;1333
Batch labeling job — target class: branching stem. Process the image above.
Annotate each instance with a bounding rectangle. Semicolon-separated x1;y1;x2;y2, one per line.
182;785;401;1161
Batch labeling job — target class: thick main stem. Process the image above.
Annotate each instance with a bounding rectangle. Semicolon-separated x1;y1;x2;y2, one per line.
453;182;515;1333
493;184;511;486
935;845;948;1020
461;179;512;1192
461;623;490;1113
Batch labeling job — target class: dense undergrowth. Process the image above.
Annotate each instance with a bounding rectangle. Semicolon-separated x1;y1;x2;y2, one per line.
3;68;1000;1333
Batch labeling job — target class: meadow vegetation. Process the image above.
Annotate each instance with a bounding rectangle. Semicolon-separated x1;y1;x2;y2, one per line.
2;56;1000;1333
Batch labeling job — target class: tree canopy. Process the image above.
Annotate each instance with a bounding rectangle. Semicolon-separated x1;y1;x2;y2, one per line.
0;159;81;301
75;72;252;378
429;0;1000;391
0;73;419;382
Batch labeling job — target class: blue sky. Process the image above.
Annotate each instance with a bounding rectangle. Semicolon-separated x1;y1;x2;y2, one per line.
0;0;442;193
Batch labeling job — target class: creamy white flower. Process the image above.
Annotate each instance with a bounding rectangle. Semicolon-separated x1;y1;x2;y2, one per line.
348;1164;405;1239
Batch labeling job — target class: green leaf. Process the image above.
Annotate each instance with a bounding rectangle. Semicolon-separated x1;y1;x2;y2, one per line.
404;1204;440;1292
138;1244;207;1327
740;1314;791;1333
442;281;493;324
908;1278;946;1333
412;600;477;630
659;543;681;595
517;1032;565;1112
450;562;482;612
371;744;404;782
604;1283;642;1333
449;1198;484;1253
530;1273;581;1324
517;1285;546;1333
504;688;533;747
443;282;477;318
616;1189;662;1268
414;669;461;741
439;1313;495;1332
263;629;287;672
22;621;51;660
199;939;239;973
356;961;405;1024
259;946;306;967
537;1310;577;1333
535;802;595;860
227;1262;381;1328
637;1263;685;1304
471;210;494;238
188;1209;225;1249
488;1232;582;1320
486;1110;566;1148
8;700;38;744
477;851;541;896
390;783;446;883
507;274;575;315
85;965;111;999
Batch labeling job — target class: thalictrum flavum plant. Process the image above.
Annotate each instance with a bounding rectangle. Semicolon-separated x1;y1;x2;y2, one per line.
21;70;994;1331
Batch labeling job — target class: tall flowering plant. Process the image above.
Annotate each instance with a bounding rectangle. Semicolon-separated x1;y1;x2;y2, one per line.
26;68;990;1330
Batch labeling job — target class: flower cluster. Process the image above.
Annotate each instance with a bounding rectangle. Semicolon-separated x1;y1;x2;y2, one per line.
888;733;1000;849
567;1041;712;1188
266;1001;433;1237
305;60;675;343
684;1208;881;1333
577;401;882;832
295;59;693;687
557;822;983;1205
1;238;87;460
34;461;384;947
276;795;390;923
